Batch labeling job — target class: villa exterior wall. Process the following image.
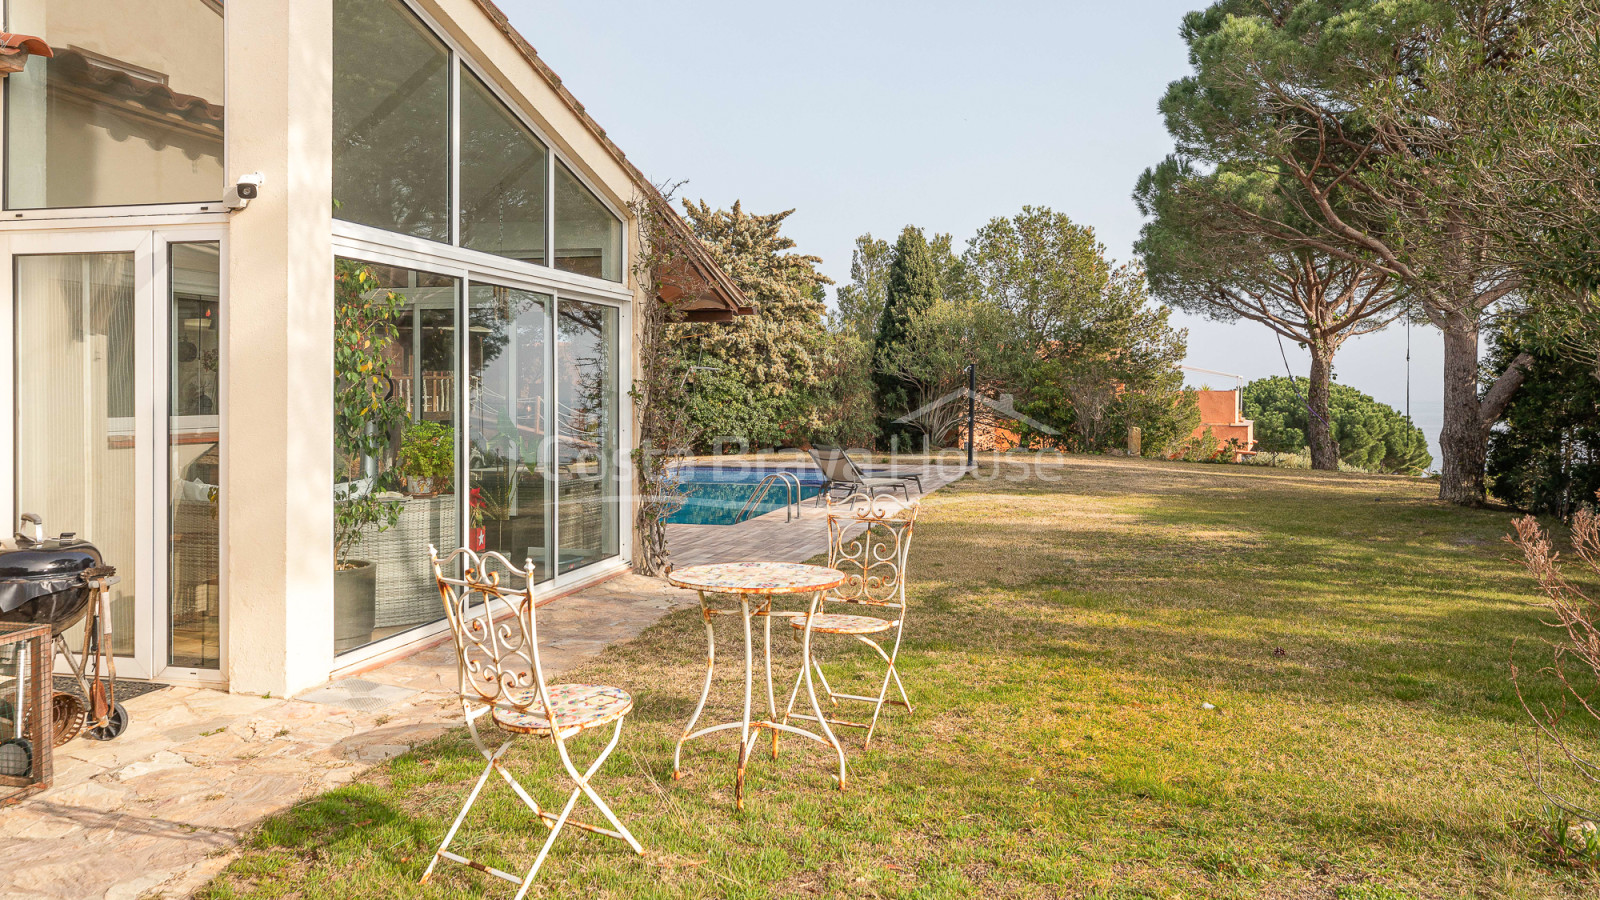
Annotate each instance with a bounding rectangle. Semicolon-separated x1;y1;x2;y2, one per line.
223;0;337;696
0;0;664;697
224;0;648;696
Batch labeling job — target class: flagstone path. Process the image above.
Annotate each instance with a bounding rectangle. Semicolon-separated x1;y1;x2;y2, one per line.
0;574;695;900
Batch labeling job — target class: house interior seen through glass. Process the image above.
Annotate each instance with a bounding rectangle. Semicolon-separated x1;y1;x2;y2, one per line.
333;260;460;655
334;260;622;656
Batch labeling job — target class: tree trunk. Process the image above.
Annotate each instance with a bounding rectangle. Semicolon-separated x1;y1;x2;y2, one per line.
1438;323;1487;505
1306;340;1339;470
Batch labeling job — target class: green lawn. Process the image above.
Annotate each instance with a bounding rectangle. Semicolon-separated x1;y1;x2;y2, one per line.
201;456;1598;898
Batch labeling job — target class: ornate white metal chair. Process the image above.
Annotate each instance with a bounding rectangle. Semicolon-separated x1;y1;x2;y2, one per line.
783;493;919;747
421;546;642;899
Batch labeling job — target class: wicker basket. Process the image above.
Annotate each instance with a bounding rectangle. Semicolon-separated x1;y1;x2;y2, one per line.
362;495;459;629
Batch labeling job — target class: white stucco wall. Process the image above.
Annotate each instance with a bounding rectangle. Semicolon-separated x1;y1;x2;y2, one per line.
223;0;336;696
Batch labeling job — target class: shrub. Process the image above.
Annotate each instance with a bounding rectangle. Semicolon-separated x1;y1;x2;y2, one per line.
397;420;454;494
1508;501;1600;866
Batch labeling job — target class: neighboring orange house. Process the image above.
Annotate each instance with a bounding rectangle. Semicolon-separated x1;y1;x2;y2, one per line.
958;420;1023;452
1192;388;1256;461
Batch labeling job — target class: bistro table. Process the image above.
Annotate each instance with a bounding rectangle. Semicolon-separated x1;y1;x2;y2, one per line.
666;561;848;809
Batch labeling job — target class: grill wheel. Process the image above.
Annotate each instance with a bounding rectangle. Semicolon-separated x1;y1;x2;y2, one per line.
51;691;85;746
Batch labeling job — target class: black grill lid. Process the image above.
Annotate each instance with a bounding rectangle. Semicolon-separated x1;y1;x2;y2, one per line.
0;540;100;579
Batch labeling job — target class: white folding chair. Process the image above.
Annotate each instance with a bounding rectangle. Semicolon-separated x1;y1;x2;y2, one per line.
783;493;919;747
420;546;642;899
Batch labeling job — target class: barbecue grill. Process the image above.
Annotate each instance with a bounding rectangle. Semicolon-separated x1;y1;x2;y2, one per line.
0;514;126;742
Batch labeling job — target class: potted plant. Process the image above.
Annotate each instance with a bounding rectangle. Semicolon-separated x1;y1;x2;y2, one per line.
332;260;407;654
471;408;539;555
397;420;454;498
469;487;487;552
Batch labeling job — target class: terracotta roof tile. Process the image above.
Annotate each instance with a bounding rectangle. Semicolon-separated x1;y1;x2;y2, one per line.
0;33;52;58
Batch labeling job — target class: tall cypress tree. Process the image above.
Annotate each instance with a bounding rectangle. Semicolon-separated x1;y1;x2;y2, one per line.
872;226;942;438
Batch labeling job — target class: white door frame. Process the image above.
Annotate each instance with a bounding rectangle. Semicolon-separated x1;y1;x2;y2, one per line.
152;228;228;685
1;224;227;684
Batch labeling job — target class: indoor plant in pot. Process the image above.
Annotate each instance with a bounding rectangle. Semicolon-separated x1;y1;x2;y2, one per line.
397;420;454;498
333;261;406;654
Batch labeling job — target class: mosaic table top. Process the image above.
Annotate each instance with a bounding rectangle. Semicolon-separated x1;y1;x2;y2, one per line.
667;562;846;595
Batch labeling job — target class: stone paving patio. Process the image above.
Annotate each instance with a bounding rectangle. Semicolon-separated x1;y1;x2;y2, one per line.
0;574;695;900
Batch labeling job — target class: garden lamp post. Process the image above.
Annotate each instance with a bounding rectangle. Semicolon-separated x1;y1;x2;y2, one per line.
965;364;976;468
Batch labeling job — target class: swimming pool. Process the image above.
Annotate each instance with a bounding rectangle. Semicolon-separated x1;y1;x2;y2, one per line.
664;466;825;526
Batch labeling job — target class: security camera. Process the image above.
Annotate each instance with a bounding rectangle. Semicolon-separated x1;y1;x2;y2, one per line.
224;172;264;211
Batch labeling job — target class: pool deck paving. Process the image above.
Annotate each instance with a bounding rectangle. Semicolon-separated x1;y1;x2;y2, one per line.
0;457;967;900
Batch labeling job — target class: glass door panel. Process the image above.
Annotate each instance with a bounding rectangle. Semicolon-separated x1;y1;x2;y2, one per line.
14;252;139;658
555;299;618;574
331;260;459;656
167;242;222;669
467;284;552;582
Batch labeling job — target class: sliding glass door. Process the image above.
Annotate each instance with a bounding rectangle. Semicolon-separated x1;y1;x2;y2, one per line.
328;255;626;661
556;299;619;574
468;284;553;581
7;229;225;680
331;260;459;655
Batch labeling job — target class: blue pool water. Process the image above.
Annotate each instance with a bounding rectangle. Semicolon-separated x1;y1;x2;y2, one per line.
664;466;825;526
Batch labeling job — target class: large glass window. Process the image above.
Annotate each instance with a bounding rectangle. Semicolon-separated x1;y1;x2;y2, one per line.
554;162;623;283
333;259;459;655
168;242;222;669
556;299;619;573
468;285;553;580
333;0;451;242
329;0;625;285
460;72;548;265
5;0;225;209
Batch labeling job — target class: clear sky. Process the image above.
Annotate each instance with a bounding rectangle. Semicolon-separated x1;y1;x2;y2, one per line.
509;0;1446;464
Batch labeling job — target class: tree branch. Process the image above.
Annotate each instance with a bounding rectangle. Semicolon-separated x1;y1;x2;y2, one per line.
1481;352;1535;436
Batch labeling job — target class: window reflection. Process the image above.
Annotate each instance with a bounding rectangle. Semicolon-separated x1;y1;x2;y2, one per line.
5;0;225;209
460;72;548;265
554;162;623;283
556;300;619;572
333;0;451;241
168;242;221;669
468;285;552;581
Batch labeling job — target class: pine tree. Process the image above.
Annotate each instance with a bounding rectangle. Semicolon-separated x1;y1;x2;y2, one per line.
872;227;942;430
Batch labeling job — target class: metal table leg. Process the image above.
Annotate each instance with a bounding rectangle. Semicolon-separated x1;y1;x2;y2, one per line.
675;588;848;808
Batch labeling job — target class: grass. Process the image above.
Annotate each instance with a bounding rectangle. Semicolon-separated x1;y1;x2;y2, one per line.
200;455;1599;898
